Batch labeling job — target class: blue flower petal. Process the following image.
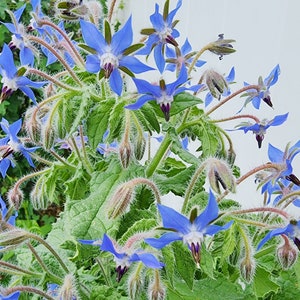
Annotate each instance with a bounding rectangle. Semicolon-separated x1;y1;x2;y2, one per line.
20;47;34;66
86;55;100;73
194;190;219;230
132;77;161;97
154;44;165;73
109;68;123;95
0;44;17;78
100;234;125;260
145;232;182;249
269;113;288;127
157;204;190;234
268;143;284;163
125;94;154;110
111;16;133;54
80;20;106;54
130;253;164;268
120;56;154;73
204;220;233;235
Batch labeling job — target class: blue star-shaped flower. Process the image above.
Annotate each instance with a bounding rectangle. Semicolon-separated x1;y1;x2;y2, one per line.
165;38;206;72
137;0;182;73
0;195;17;226
145;190;233;264
80;233;163;282
0;44;47;104
0;118;39;177
258;220;300;251
125;67;197;121
242;64;280;109
204;67;235;107
2;5;35;66
259;141;300;194
235;113;288;148
80;17;153;96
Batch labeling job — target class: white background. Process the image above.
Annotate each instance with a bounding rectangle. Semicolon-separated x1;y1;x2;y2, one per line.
120;0;300;216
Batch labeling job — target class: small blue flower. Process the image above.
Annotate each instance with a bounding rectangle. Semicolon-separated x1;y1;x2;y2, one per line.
126;67;197;121
235;113;288;148
260;141;300;194
165;38;206;73
0;195;17;226
41;21;76;67
258;220;300;251
205;67;235;107
0;118;39;177
137;0;182;73
267;178;300;207
242;64;280;109
145;190;233;264
97;130;118;155
80;234;163;282
0;291;20;300
2;5;35;66
0;44;47;104
80;17;153;95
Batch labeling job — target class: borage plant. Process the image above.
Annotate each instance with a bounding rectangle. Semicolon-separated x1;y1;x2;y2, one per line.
0;0;300;299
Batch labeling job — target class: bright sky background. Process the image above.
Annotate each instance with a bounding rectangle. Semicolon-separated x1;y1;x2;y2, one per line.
121;0;300;216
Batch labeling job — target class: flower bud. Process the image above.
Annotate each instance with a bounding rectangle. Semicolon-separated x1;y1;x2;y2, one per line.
108;183;134;218
227;148;236;166
202;69;228;100
205;157;236;194
240;256;256;283
41;122;56;150
277;240;298;270
7;187;23;210
58;274;78;300
0;228;29;248
148;270;166;300
119;139;132;168
30;179;49;210
24;107;42;144
208;34;236;60
134;135;146;161
128;262;144;300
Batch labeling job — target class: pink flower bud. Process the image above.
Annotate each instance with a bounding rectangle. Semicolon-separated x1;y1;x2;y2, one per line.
277;239;298;270
240;256;256;283
119;139;132;168
8;187;24;210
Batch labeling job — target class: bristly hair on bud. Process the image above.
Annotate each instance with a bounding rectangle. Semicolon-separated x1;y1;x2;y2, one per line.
239;255;256;283
7;187;24;210
147;269;166;300
58;274;78;300
119;139;132;168
277;236;298;270
201;69;228;100
128;262;145;300
204;157;236;194
107;182;134;219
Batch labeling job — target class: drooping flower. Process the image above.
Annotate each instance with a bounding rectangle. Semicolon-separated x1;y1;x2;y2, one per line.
0;118;39;177
145;190;233;264
125;67;197;121
0;44;47;104
80;234;163;282
165;38;206;73
257;220;300;251
235;113;288;148
137;0;182;73
259;141;300;194
242;64;280;109
208;33;236;60
80;17;153;95
203;67;235;107
2;5;35;66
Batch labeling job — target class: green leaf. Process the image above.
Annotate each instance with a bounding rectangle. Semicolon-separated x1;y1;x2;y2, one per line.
133;104;161;133
86;99;115;149
154;165;196;196
253;266;280;298
200;245;215;278
167;276;254;300
162;246;175;286
172;242;196;290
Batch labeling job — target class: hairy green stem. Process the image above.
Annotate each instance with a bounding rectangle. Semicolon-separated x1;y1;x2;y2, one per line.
2;286;55;300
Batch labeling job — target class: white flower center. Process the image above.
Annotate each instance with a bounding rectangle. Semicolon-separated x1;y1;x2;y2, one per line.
158;25;172;42
100;52;119;69
157;91;173;105
8;139;21;152
182;225;204;246
1;72;18;92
